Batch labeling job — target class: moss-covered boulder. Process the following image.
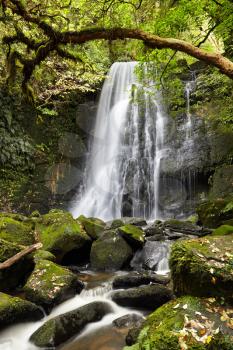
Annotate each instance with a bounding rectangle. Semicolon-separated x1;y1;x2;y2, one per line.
33;249;56;262
170;234;233;302
0;292;43;330
124;296;233;350
197;198;233;228
23;259;83;311
112;284;173;310
30;301;112;348
118;224;145;248
0;216;34;245
90;230;133;271
36;209;91;261
77;215;106;240
0;239;34;291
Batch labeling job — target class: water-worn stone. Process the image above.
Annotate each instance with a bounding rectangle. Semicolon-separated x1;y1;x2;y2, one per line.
118;224;145;248
90;230;133;271
36;209;91;262
0;239;34;291
113;272;169;289
23;259;83;311
0;292;43;330
124;296;233;350
30;301;112;348
122;217;147;227
77;215;106;240
111;284;173;310
113;313;144;328
170;233;233;302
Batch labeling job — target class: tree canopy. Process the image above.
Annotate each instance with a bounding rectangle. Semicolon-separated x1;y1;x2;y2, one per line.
1;0;233;99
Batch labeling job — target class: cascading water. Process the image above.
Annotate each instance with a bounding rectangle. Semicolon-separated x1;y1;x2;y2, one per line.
71;62;166;221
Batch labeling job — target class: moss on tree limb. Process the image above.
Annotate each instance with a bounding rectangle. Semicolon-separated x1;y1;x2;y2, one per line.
2;0;233;100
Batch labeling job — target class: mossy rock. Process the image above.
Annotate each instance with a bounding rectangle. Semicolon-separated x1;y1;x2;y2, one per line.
196;198;233;228
90;231;133;271
108;219;124;229
210;165;233;199
170;234;233;302
77;215;106;240
0;239;34;292
33;249;56;262
23;259;83;311
36;209;91;261
118;224;145;248
124;296;233;350
30;301;112;348
212;225;233;236
0;216;35;246
0;292;43;330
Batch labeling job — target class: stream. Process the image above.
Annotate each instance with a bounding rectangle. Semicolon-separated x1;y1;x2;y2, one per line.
0;269;169;350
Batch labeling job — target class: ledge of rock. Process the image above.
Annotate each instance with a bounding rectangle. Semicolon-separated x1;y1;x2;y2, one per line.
113;272;170;289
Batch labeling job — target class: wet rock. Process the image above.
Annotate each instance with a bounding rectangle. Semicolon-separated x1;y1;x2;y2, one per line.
144;222;164;237
163;219;210;237
90;230;133;271
113;272;170;289
30;301;112;348
130;240;171;271
111;284;173;310
118;224;145;248
36;209;91;262
113;313;144;328
121;217;147;227
0;239;34;292
105;219;124;230
210;165;233;198
146;234;165;241
77;215;106;240
170;233;233;302
23;259;83;311
0;292;44;330
124;296;233;350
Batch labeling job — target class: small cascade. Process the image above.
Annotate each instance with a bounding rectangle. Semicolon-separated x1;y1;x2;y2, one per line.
130;240;171;274
71;62;166;221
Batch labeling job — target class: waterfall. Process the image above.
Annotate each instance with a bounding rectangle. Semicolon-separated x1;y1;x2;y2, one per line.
71;62;166;221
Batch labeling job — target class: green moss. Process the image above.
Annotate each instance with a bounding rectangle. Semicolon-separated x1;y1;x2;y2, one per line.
0;216;34;246
196;198;233;229
212;225;233;236
118;224;145;246
36;210;91;261
90;234;133;271
0;292;43;329
77;215;105;240
124;296;233;350
23;259;81;309
33;249;56;262
170;234;233;301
